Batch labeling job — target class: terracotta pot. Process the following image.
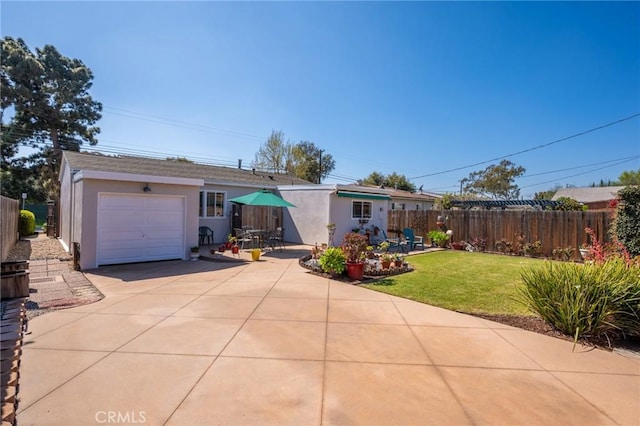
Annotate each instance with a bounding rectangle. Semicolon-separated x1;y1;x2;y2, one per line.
232;246;239;254
394;260;403;267
381;260;391;270
346;262;364;281
225;242;233;249
218;245;225;253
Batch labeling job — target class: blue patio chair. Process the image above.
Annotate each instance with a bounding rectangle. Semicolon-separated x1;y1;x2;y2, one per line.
403;228;425;251
381;229;407;253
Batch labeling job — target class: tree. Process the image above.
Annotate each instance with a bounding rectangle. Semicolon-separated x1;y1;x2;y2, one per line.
534;184;562;200
460;160;525;200
253;130;291;174
614;185;640;257
288;141;335;183
359;171;416;192
1;37;102;200
617;169;640;186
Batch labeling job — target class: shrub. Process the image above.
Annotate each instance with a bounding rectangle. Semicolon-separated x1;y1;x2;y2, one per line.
495;239;513;254
427;230;448;247
522;241;543;257
19;210;36;236
519;259;640;343
471;236;487;252
614;185;640;257
552;247;575;262
341;232;368;263
318;247;346;275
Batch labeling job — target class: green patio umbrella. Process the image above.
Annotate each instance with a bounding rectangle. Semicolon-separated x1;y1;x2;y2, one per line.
228;189;296;207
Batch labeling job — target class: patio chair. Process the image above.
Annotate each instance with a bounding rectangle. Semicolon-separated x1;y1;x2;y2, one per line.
268;227;285;251
381;229;407;253
234;228;253;249
199;226;214;246
403;228;425;251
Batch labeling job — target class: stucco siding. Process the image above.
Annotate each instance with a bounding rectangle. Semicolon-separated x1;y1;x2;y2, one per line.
78;179;199;269
278;187;331;245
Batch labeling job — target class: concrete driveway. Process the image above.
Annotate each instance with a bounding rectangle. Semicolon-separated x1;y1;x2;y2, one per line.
18;248;640;425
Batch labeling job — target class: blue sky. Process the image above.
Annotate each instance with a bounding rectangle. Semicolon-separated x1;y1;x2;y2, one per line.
3;1;639;197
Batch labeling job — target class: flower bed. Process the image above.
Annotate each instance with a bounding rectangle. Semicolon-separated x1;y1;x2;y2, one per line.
298;254;413;281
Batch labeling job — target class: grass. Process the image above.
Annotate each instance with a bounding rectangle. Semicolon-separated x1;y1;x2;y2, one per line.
362;250;548;316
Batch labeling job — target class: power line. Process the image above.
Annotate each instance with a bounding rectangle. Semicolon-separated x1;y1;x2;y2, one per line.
520;156;639;189
519;155;640;179
409;113;640;180
102;106;265;141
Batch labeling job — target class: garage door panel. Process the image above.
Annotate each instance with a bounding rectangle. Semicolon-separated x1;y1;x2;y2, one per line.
100;248;145;263
101;214;145;230
144;197;183;210
98;194;186;266
146;211;183;227
102;196;144;209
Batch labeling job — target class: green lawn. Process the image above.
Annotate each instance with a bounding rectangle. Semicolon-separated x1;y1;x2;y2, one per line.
362;250;549;316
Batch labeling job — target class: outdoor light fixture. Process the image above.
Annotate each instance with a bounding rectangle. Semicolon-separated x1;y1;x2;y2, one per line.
143;184;151;193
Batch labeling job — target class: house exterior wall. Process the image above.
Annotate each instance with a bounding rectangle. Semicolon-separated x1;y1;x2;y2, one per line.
277;186;332;245
77;179;200;270
197;184;269;244
389;199;435;211
59;165;72;252
331;196;388;245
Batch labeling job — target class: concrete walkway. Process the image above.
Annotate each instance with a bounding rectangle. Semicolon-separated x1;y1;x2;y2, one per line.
18;248;640;425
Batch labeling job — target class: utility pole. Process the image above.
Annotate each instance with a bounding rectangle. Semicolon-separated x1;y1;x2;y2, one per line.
318;149;324;184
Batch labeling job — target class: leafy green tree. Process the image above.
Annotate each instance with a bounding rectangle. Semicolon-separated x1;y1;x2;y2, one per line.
253;130;291;174
288;141;335;183
616;169;640;186
360;171;416;192
554;196;585;211
461;160;526;200
1;37;102;200
614;185;640;257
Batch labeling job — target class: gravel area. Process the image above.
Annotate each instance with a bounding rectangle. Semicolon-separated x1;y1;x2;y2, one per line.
5;233;73;262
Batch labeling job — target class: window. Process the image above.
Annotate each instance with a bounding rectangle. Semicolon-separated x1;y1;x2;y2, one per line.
352;201;372;219
199;191;226;218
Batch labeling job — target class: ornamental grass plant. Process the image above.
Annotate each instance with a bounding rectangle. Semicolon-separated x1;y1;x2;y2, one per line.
519;259;640;344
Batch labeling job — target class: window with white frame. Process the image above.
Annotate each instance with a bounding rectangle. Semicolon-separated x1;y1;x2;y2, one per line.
199;191;226;217
352;201;372;219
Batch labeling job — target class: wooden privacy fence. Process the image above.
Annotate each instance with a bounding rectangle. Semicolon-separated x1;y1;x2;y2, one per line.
1;195;20;261
388;209;613;259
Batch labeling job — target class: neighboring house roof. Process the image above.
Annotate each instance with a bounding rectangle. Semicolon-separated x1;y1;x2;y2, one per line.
336;184;440;201
552;186;624;203
61;151;313;186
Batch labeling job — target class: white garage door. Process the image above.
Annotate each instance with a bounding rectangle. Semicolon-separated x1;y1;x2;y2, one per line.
97;194;185;266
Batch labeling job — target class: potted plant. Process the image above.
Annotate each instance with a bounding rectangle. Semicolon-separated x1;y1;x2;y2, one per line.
341;232;368;281
318;247;346;277
377;241;390;253
218;244;226;253
365;245;375;259
380;253;392;269
579;243;590;260
190;246;200;260
226;234;237;249
451;241;466;250
427;230;449;248
392;253;404;267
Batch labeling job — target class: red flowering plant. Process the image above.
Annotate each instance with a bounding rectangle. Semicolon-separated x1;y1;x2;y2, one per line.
584;227;632;265
340;232;369;264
